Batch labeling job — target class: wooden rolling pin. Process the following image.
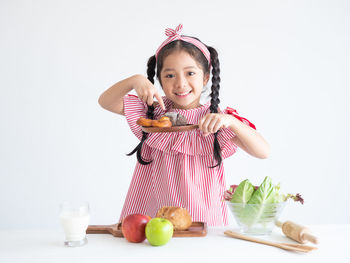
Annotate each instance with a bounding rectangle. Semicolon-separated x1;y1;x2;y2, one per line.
275;220;319;244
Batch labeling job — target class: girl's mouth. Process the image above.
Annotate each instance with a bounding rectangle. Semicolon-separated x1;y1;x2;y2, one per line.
175;90;192;97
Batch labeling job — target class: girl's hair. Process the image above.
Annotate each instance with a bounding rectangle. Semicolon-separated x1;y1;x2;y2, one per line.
127;38;222;167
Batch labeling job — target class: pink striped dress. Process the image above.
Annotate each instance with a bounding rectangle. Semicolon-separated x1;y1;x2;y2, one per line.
119;94;255;226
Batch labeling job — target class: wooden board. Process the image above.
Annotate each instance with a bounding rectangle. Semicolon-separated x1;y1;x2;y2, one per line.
86;221;207;237
141;124;199;133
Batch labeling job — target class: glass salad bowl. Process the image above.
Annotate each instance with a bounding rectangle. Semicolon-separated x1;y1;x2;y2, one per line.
226;201;286;235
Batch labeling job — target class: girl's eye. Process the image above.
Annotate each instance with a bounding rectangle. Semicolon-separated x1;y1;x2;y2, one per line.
165;74;175;78
188;72;195;76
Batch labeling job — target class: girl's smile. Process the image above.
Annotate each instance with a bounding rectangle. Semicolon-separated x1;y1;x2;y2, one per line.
175;90;192;97
160;51;209;109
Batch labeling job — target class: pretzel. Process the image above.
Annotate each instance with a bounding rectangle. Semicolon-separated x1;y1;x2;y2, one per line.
136;117;153;127
136;116;172;128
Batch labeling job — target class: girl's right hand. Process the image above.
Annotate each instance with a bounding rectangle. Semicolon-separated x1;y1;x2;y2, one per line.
132;74;165;110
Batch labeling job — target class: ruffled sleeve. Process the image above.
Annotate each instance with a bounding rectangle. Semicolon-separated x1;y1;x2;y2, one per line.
216;128;238;160
123;94;148;140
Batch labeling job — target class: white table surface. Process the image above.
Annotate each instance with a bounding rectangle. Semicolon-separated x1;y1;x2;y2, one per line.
1;224;349;263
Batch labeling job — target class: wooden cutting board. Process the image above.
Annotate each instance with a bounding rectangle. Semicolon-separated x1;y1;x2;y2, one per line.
141;124;199;133
86;221;207;237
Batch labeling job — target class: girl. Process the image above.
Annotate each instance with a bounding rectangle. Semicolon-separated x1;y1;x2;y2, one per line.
98;24;269;226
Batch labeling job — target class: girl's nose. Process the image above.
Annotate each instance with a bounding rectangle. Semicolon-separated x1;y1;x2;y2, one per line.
175;75;187;88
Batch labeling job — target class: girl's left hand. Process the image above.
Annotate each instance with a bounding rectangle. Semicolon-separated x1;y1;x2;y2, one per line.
199;113;233;136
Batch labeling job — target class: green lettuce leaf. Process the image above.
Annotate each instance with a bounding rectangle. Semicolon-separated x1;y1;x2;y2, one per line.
271;183;285;203
240;176;277;225
247;176;275;204
230;179;255;203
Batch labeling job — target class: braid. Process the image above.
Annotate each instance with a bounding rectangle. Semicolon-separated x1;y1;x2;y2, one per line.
146;55;156;121
126;55;156;165
208;46;222;168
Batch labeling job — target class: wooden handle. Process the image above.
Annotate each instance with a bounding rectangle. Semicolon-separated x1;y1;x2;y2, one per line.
86;225;114;235
224;230;314;253
141;124;199;133
275;220;283;228
302;233;319;244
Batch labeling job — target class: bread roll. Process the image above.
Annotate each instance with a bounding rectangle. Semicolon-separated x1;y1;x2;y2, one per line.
176;114;187;126
156;206;192;230
164;112;188;126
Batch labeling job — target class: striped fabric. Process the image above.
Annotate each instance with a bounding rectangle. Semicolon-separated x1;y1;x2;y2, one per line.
119;95;255;226
155;24;211;65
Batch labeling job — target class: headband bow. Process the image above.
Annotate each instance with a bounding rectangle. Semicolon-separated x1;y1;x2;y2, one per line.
155;24;211;65
165;24;183;37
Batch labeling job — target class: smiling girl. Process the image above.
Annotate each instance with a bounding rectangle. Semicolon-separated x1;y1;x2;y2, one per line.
98;24;269;226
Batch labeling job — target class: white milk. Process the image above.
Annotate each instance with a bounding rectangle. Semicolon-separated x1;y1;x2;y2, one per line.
60;211;90;241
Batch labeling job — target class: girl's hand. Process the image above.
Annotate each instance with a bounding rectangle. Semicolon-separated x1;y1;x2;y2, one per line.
132;75;165;110
199;113;234;136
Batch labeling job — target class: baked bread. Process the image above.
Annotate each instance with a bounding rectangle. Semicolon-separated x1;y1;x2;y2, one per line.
156;206;192;230
136;116;172;128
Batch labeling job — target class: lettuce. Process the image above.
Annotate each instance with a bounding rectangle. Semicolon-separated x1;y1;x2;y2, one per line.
230;179;255;203
271;183;285;203
227;176;304;227
236;176;275;225
248;176;276;204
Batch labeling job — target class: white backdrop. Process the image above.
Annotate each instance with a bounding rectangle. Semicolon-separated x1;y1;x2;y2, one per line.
1;0;349;229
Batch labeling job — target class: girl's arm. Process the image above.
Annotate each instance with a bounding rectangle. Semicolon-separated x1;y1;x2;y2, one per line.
199;114;270;159
98;74;165;115
228;116;270;159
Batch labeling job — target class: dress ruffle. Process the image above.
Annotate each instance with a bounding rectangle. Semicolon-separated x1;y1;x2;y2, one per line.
144;128;237;158
123;94;255;159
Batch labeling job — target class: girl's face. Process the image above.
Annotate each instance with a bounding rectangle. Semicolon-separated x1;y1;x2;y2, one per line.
160;51;209;109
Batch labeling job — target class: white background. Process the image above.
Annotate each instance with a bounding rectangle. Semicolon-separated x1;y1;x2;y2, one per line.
0;0;349;229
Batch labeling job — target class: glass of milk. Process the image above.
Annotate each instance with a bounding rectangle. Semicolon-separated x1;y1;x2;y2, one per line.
59;201;90;247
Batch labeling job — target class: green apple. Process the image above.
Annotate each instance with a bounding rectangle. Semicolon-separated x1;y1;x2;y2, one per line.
145;218;174;246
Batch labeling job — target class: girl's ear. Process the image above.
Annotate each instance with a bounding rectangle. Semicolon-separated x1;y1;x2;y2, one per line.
203;73;210;86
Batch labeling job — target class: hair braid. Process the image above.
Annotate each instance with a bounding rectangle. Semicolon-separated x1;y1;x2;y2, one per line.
146;55;156;120
126;55;157;165
208;46;222;168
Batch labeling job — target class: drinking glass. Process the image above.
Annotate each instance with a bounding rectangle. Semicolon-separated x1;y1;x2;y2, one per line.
59;201;90;247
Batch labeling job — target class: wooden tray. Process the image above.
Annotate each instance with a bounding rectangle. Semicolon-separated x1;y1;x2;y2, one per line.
86;221;207;237
141;124;199;133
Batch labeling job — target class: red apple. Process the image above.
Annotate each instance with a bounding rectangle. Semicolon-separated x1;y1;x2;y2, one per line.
121;214;151;243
